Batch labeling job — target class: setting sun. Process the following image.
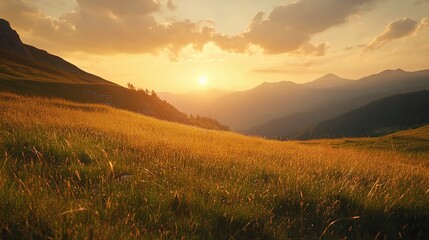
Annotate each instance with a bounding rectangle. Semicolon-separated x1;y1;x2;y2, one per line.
198;75;208;86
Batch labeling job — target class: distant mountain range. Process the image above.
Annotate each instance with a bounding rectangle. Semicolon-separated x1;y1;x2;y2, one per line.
292;91;429;139
161;68;429;137
248;69;429;138
160;74;354;131
0;19;228;131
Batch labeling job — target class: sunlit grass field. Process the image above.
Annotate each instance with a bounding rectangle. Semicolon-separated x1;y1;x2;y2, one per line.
0;92;428;239
306;125;429;155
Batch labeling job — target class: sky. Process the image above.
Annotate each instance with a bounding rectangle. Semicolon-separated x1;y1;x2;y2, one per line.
1;0;429;93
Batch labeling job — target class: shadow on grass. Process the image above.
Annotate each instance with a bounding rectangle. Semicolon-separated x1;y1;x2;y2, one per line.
0;222;54;240
273;194;429;239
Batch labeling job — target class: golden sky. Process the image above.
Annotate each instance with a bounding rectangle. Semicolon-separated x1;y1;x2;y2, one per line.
1;0;429;92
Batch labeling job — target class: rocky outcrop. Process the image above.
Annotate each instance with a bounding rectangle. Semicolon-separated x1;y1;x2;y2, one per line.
0;19;32;58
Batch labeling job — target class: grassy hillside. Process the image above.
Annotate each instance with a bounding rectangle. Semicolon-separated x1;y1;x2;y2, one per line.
0;19;228;131
0;47;192;124
0;48;228;130
0;48;113;85
0;93;428;239
306;125;429;155
294;91;429;140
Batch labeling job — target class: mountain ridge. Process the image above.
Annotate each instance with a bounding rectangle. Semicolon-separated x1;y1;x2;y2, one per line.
304;73;354;88
24;44;113;84
162;68;429;131
293;91;429;140
0;19;115;86
0;19;32;58
248;70;429;139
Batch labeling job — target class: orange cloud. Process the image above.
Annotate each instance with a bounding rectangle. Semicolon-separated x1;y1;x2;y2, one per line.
364;17;427;52
166;0;176;11
211;0;377;55
0;0;379;56
0;0;211;54
75;0;161;15
241;0;377;55
417;17;429;32
415;0;429;4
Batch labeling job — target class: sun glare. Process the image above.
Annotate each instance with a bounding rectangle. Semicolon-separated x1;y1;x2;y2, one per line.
198;76;208;86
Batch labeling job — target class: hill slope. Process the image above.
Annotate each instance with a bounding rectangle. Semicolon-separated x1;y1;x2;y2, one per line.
294;91;429;140
304;125;429;154
0;19;32;58
0;18;228;130
0;92;428;239
0;48;114;85
0;19;111;85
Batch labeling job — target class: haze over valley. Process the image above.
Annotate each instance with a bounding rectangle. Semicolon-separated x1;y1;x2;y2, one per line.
160;69;429;136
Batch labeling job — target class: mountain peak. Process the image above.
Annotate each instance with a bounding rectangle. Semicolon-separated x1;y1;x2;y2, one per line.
380;68;406;74
359;68;409;82
321;73;339;78
260;80;296;86
0;19;10;28
0;18;32;58
315;73;343;81
305;73;353;88
254;80;297;91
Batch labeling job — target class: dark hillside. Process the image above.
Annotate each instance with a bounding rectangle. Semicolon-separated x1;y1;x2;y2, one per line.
294;91;429;139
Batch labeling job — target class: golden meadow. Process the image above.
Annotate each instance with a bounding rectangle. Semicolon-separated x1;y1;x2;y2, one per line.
0;92;428;239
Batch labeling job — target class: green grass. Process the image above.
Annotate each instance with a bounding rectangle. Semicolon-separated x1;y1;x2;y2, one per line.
0;92;428;239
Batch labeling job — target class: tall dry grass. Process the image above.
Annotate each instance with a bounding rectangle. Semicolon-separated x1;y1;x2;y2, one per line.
0;92;428;239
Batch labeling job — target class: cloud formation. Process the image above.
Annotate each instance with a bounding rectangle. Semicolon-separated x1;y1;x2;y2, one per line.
364;17;428;51
415;0;429;4
0;0;211;54
0;0;378;56
166;0;176;10
242;0;377;55
76;0;160;15
418;17;429;32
